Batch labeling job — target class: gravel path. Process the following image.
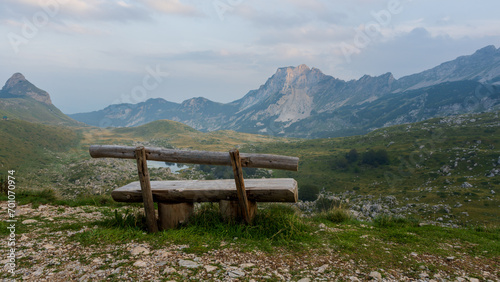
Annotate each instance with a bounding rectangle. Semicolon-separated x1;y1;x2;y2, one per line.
1;204;498;281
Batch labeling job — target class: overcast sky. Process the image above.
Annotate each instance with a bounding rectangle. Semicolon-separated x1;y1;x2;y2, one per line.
1;0;500;114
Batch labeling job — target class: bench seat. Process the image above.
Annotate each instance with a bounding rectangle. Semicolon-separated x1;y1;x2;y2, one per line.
111;178;298;203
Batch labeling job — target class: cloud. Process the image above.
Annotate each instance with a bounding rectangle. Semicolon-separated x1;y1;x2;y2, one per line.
234;2;347;28
140;0;201;17
333;27;500;80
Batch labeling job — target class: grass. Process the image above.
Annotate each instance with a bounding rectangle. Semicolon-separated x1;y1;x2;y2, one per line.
71;203;318;253
250;111;500;225
2;192;499;280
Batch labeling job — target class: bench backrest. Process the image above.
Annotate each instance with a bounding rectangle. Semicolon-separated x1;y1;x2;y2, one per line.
89;145;299;171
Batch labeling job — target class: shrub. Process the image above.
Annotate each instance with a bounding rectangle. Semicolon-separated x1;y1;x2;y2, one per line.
299;184;321;201
322;208;352;223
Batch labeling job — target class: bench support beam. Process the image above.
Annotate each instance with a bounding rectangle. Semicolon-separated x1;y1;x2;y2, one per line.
229;149;255;224
135;146;159;233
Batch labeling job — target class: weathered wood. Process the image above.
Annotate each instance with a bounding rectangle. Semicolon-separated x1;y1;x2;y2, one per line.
135;146;158;233
219;200;256;222
89;145;299;171
111;178;298;203
157;202;194;230
229;149;254;223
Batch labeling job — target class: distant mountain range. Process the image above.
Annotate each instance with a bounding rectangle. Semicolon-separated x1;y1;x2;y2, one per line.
2;46;500;138
68;45;500;138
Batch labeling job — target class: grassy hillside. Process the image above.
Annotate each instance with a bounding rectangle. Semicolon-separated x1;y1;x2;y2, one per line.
248;111;500;225
2;112;498;225
0;97;79;126
0;119;81;170
81;119;288;151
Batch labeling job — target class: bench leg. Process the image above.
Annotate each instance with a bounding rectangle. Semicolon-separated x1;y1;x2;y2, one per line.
157;203;194;230
219;200;257;222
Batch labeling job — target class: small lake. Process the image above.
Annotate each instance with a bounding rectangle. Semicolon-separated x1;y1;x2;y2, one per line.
147;161;189;173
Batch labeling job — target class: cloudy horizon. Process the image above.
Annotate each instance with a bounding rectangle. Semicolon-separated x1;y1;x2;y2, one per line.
1;0;500;114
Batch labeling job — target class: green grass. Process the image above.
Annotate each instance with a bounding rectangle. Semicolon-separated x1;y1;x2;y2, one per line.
71;203;317;253
0;119;81;170
248;111;500;225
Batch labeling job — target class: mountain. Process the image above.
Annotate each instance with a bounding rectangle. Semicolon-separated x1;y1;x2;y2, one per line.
70;45;500;138
0;73;79;126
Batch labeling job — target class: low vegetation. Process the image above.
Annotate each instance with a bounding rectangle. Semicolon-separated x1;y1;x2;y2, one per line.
1;188;498;280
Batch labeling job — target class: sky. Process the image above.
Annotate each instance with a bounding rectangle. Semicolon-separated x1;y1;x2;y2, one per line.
1;0;500;114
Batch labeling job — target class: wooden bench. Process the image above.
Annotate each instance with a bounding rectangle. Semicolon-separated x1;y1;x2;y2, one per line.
89;145;299;232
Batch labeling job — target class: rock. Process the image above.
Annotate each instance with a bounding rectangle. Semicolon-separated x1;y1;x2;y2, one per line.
178;259;200;269
204;265;217;272
461;182;473;188
156;261;167;267
317;264;329;273
297;278;311;282
43;244;56;250
130;246;150;256
318;223;327;229
22;219;38;224
163;266;177;274
133;260;147;268
239;263;255;268
469;278;480;282
369;271;382;280
446;256;455;261
419;272;429;278
410;252;418;257
227;269;245;278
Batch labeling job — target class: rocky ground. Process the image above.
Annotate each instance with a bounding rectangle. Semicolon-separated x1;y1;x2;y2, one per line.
1;204;498;281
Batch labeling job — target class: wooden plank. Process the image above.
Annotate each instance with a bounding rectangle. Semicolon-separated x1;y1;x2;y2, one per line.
89;145;299;171
229;149;254;223
158;203;193;230
111;178;298;203
135;146;158;233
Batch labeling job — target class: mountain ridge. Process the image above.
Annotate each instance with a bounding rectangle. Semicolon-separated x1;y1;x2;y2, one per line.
0;73;79;126
69;45;500;137
5;46;500;137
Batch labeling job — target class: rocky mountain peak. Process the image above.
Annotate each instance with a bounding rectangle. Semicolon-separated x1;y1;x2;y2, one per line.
3;73;27;90
278;64;325;90
472;45;498;56
1;73;52;105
